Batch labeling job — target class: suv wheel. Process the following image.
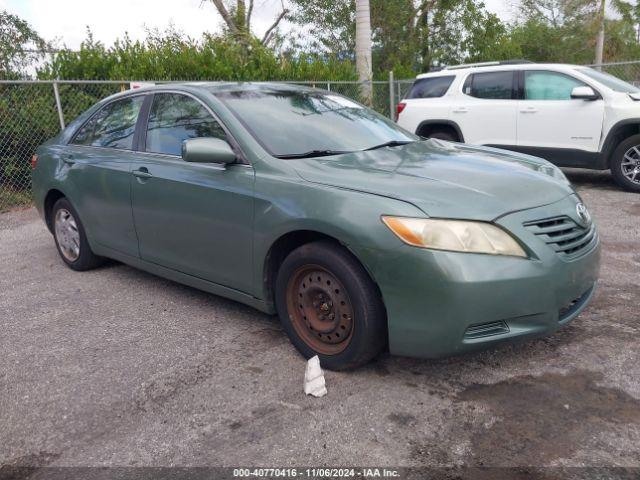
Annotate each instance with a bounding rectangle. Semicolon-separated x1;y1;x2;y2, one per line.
611;134;640;192
275;241;387;370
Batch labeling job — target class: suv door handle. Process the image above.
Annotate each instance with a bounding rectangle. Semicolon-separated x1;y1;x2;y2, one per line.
452;108;468;114
132;167;153;179
520;108;538;114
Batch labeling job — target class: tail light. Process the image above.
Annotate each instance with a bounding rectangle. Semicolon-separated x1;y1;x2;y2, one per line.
30;154;38;170
396;102;406;120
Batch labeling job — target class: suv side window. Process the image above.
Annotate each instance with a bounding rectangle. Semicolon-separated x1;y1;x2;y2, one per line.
463;71;515;99
524;71;588;100
407;76;455;99
145;93;227;156
72;95;144;150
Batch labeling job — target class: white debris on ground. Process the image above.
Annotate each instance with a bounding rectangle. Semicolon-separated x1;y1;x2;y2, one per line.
303;355;327;398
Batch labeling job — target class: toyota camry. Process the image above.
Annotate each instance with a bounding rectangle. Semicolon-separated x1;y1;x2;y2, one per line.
32;83;601;370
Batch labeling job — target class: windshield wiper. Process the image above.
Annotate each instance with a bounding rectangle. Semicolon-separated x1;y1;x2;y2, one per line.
275;149;352;159
364;140;414;151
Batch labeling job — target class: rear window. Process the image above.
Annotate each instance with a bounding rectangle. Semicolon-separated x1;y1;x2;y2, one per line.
463;71;515;99
406;76;455;99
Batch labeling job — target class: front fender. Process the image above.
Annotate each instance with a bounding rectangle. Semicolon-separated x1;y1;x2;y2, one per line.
251;173;425;301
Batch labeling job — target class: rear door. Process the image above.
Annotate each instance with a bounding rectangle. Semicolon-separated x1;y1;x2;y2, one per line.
130;92;255;294
397;75;456;133
65;94;145;257
517;70;604;153
452;70;518;146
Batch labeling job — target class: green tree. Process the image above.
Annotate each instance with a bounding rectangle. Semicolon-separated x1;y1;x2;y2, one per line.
0;10;48;79
209;0;289;46
512;0;640;63
288;0;516;74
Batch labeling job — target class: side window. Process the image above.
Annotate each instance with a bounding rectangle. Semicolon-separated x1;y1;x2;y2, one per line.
145;93;227;156
463;71;515;100
72;96;144;150
524;71;588;100
406;76;455;99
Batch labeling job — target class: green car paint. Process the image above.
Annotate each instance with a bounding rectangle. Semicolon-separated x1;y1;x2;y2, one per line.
32;83;600;359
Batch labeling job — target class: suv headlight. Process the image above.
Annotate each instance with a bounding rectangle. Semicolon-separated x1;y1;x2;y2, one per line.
382;216;527;257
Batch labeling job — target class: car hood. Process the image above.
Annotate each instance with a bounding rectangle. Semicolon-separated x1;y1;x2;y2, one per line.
292;140;574;220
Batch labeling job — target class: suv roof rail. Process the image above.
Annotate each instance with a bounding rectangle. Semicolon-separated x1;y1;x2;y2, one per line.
442;59;533;70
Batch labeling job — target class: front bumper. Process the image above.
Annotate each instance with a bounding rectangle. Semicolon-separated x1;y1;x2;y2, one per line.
354;195;601;359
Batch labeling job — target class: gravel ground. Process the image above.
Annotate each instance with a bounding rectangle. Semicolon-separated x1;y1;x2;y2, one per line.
1;169;639;473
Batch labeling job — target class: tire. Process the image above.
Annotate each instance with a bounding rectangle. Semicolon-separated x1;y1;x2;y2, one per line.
275;241;387;371
52;198;104;271
610;134;640;193
427;130;456;142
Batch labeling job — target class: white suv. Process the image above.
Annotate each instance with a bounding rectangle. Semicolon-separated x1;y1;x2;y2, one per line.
397;61;640;192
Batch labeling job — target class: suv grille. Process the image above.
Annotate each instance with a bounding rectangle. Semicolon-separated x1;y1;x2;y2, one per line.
523;216;596;258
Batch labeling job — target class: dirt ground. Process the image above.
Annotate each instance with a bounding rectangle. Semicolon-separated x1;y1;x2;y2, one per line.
1;168;639;475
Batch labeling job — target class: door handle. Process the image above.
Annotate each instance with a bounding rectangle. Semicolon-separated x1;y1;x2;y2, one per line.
519;108;538;114
62;154;75;165
452;108;468;114
132;168;153;179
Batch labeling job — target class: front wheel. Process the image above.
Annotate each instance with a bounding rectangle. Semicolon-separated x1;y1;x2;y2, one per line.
611;134;640;193
275;241;387;370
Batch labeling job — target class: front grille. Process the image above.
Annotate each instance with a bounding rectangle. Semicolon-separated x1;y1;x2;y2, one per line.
523;216;597;259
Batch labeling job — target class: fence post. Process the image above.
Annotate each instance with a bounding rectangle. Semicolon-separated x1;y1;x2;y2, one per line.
388;71;395;120
52;81;65;131
327;82;331;92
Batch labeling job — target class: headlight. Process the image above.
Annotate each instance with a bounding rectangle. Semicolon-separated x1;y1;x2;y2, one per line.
382;216;527;257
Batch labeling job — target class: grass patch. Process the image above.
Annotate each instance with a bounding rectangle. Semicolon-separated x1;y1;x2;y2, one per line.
0;187;32;213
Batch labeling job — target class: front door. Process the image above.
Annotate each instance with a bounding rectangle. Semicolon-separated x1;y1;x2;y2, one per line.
517;70;605;153
130;92;255;294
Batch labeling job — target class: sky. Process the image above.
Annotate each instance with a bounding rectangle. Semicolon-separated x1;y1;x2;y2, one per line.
3;0;515;50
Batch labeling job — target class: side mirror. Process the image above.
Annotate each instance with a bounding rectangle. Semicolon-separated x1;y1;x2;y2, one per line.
181;137;237;164
571;86;599;100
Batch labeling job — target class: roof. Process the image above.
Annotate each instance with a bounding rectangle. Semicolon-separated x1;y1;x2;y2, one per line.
100;81;318;104
131;81;316;94
416;63;583;79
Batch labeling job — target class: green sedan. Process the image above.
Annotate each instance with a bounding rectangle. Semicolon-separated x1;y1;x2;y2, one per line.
32;83;600;370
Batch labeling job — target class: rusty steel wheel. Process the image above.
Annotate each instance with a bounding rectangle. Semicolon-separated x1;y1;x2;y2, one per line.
275;241;387;370
286;265;355;355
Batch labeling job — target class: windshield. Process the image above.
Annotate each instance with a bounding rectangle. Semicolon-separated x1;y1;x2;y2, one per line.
577;67;640;93
215;88;418;157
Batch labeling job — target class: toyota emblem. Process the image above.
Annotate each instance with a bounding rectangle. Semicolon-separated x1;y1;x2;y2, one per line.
576;203;591;226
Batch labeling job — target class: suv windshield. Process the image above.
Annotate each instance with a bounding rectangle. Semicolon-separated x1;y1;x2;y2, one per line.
577;67;640;93
215;88;417;158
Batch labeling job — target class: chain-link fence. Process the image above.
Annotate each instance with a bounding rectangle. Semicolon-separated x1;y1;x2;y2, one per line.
1;61;639;212
0;80;128;212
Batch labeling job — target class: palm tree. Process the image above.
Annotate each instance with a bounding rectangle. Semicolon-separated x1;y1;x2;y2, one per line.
595;0;606;67
355;0;373;105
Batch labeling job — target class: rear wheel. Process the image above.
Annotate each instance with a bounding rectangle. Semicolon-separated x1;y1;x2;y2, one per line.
275;241;387;370
611;134;640;193
52;198;104;271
